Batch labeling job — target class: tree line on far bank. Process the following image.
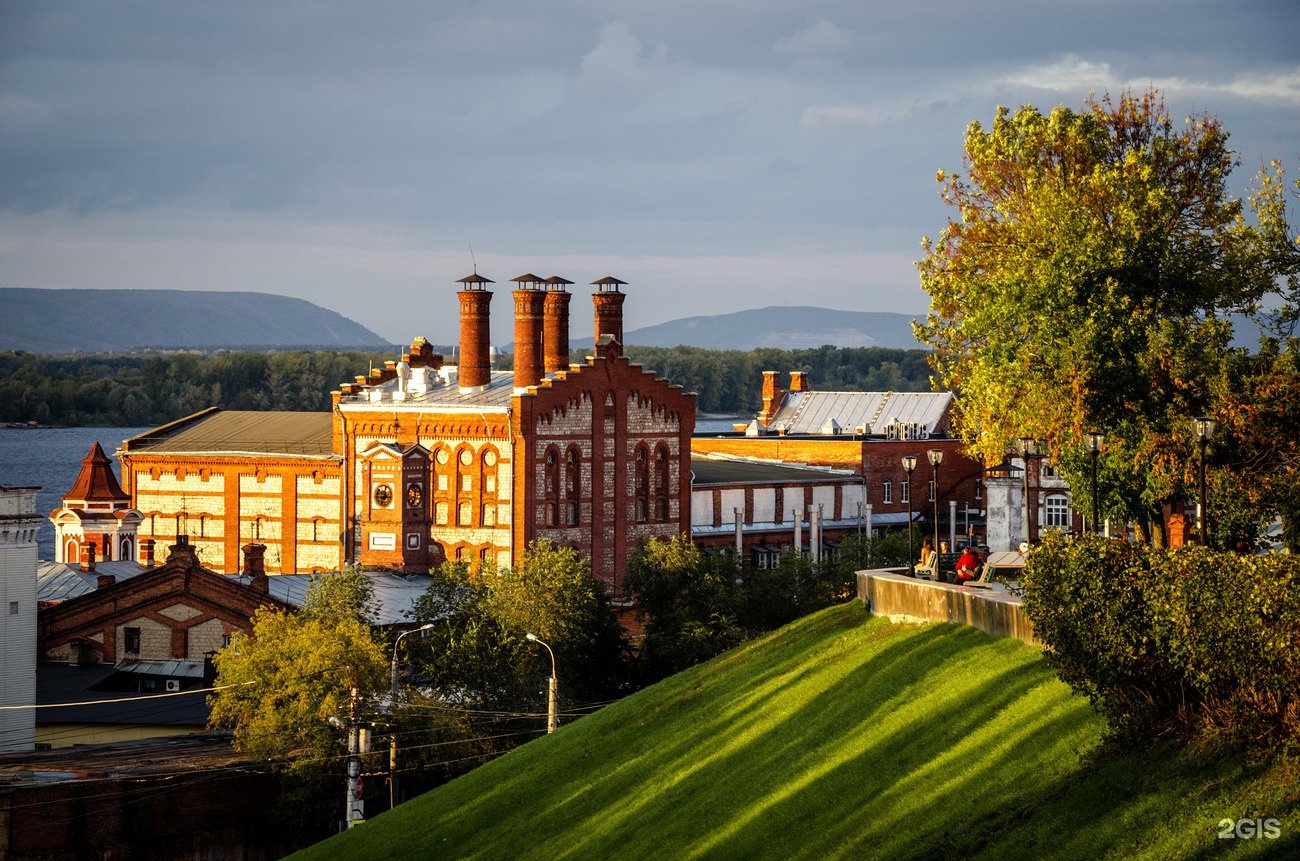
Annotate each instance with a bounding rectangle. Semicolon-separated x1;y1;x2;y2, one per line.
0;344;933;427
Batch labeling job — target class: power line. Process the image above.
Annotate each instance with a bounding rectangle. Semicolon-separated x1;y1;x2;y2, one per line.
0;680;252;711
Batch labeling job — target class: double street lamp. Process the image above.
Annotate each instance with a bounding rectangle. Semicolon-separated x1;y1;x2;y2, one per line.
1019;437;1036;546
927;449;943;564
901;455;918;577
1193;417;1216;546
1085;431;1104;535
526;632;559;734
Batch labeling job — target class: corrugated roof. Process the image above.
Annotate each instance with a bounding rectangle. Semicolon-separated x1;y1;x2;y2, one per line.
768;391;951;436
123;410;335;457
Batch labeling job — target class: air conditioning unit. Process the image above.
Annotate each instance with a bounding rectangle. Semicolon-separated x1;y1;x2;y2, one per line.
165;679;181;692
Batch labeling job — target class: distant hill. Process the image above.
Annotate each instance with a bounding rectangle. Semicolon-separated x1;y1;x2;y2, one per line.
0;288;388;352
573;306;924;351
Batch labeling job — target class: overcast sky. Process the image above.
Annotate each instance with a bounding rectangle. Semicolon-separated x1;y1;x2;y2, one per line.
2;1;1297;347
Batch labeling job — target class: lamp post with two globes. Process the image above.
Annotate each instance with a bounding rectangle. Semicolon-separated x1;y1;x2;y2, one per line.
902;455;918;577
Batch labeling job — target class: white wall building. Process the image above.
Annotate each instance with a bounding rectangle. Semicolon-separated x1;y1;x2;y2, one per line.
1;485;42;752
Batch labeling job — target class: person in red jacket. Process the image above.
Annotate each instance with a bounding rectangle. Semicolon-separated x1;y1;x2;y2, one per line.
954;545;982;583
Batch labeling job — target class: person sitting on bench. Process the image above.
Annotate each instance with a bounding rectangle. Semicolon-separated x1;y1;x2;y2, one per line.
954;545;982;584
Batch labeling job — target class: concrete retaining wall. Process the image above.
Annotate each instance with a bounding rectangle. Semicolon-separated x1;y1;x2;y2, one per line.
856;569;1037;645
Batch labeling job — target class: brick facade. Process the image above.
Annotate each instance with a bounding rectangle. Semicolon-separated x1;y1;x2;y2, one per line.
38;540;291;665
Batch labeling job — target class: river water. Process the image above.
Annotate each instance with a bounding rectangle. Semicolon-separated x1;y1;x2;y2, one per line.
0;427;148;561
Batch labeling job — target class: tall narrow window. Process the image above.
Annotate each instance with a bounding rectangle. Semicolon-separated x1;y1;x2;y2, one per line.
901;479;910;504
634;445;649;523
882;480;892;504
543;448;560;527
654;445;670;521
565;447;580;526
124;627;141;655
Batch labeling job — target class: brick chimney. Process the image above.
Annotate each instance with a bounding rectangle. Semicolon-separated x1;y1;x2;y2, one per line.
141;538;156;568
543;276;573;372
80;541;97;573
758;370;783;425
511;274;546;391
456;272;494;392
96;573;116;589
789;371;809;393
243;542;269;593
591;276;628;359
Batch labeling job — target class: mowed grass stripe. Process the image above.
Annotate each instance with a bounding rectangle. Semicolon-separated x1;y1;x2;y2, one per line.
292;603;1300;860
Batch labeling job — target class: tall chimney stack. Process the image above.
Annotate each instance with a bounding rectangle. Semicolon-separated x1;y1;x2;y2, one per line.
759;370;784;425
456;273;494;392
510;274;546;391
542;276;573;373
591;276;628;358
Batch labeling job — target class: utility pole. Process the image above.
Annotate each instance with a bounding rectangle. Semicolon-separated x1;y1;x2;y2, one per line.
345;669;364;828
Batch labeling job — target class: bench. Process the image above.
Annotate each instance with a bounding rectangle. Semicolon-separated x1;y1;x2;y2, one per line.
916;551;961;581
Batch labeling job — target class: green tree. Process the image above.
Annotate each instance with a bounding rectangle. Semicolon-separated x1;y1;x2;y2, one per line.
409;542;630;726
208;568;386;766
915;89;1288;541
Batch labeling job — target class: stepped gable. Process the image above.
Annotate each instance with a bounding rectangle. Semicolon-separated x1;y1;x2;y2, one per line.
63;442;130;507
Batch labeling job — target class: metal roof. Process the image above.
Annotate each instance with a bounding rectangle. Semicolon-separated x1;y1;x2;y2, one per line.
37;560;145;602
338;368;517;410
767;391;951;436
691;454;858;487
36;560;431;626
122;410;335;457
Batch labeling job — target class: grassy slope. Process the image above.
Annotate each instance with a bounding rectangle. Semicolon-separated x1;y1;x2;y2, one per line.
294;604;1299;860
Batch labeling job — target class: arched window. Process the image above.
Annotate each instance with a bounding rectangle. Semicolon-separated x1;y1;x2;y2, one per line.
565;446;581;526
653;445;670;521
634;445;650;523
543;447;560;527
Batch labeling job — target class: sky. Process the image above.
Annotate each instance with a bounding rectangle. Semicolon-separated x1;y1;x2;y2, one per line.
2;1;1298;347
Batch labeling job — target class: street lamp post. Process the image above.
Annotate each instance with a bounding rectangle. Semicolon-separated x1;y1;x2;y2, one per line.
390;623;435;701
902;455;917;576
1019;437;1036;546
927;449;943;573
1193;417;1216;546
1086;431;1104;535
525;633;558;734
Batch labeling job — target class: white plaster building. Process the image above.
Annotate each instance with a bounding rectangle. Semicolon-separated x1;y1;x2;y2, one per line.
1;485;42;752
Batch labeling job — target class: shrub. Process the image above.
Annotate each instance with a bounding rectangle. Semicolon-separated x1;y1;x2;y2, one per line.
1018;533;1300;751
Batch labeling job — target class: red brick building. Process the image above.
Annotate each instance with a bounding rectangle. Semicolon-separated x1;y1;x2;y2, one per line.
694;371;986;547
115;276;695;598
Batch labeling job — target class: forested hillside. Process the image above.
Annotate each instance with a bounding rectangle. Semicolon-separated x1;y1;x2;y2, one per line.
0;288;387;352
0;344;933;427
0;350;386;426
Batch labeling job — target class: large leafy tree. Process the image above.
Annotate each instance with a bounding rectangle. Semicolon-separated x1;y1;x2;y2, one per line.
208;568;387;766
915;90;1290;539
408;541;630;725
